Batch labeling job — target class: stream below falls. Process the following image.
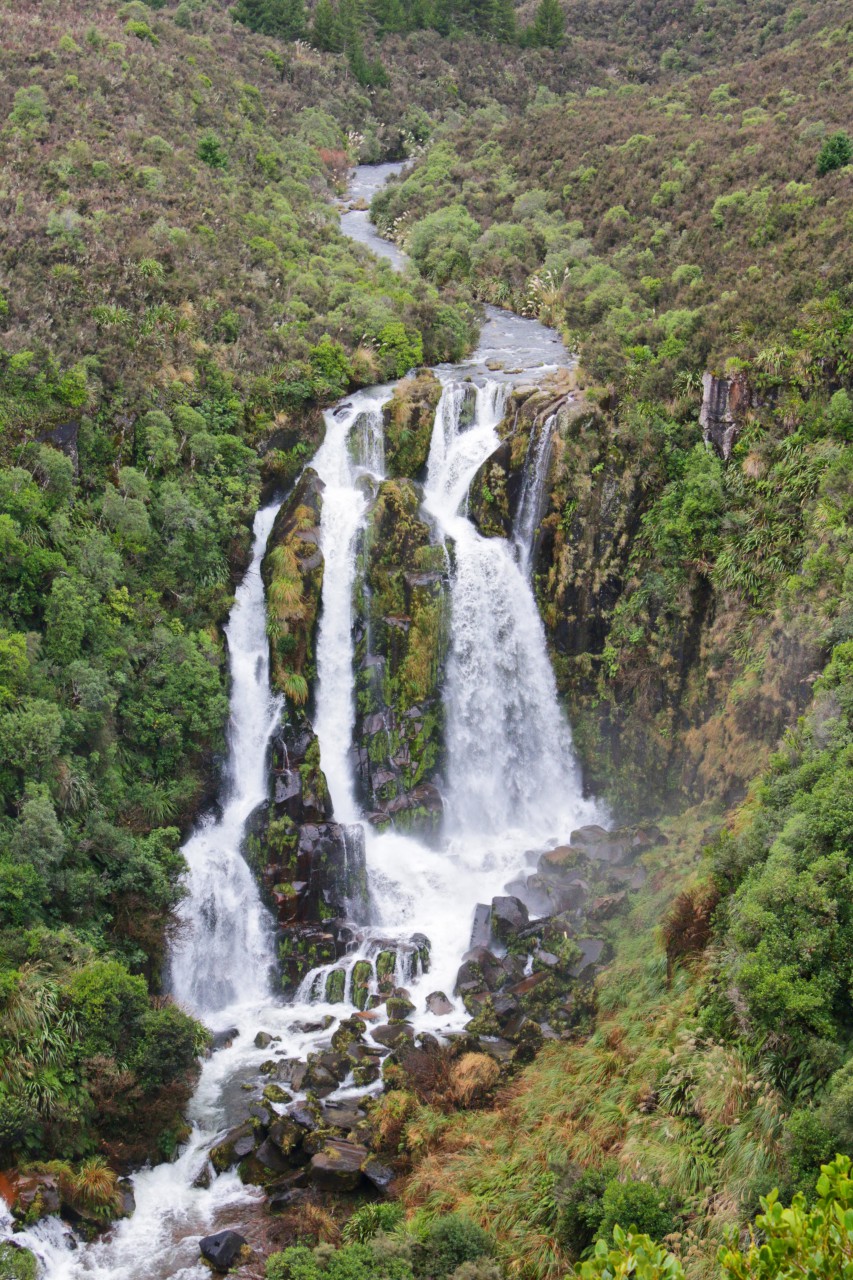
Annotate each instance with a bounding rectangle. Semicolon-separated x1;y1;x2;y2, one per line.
2;164;600;1279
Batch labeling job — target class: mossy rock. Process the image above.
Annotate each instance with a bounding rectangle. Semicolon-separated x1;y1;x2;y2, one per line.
0;1244;37;1280
383;370;442;478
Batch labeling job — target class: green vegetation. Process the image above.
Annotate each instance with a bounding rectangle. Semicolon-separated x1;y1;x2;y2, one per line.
266;1211;496;1280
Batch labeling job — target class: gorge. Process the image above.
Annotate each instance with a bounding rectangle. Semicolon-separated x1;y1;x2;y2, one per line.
1;165;602;1280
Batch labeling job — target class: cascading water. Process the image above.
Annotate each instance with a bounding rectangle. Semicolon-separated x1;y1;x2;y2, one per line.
169;503;282;1013
514;413;556;576
4;165;600;1280
312;390;393;825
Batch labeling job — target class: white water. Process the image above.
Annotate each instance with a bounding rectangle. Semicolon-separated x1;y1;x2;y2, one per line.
169;503;282;1012
312;390;393;824
514;413;556;577
5;166;599;1279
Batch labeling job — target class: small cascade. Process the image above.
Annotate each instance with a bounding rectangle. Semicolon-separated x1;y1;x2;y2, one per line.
514;412;556;576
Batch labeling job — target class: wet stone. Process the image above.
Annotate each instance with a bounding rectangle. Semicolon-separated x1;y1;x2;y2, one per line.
210;1027;240;1052
490;895;530;944
210;1123;256;1172
269;1115;305;1157
371;1022;415;1049
200;1230;248;1273
275;1059;308;1090
386;995;416;1022
426;991;454;1015
362;1157;395;1193
469;903;492;949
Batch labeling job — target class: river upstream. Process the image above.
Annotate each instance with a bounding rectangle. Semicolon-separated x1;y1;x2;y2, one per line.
1;165;598;1279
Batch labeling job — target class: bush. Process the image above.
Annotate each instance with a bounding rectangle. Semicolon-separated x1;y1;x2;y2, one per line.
66;960;148;1061
197;133;228;169
266;1246;322;1280
816;132;852;175
557;1162;616;1258
596;1178;679;1246
417;1215;494;1278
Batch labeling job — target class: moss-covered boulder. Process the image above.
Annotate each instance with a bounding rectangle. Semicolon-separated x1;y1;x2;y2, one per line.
383;370;442;479
0;1244;37;1280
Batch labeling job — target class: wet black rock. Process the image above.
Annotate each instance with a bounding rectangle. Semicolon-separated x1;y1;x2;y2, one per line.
199;1230;248;1273
210;1123;256;1172
371;1022;415;1049
252;1138;293;1176
469;903;492;948
288;1102;319;1131
268;1115;305;1158
490;895;529;944
386;995;416;1022
276;1059;308;1090
210;1027;240;1052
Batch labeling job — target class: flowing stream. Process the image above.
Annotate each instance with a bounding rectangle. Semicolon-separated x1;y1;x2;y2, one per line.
3;166;597;1279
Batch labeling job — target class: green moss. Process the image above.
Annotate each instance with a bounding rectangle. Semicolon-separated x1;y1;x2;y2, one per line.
0;1245;38;1280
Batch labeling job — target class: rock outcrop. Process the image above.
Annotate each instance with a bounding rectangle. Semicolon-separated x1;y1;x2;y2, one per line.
353;478;449;836
699;370;752;460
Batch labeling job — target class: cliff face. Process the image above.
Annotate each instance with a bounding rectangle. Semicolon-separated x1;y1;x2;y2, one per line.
479;377;820;819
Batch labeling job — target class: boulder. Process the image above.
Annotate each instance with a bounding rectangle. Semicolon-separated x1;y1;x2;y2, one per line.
386;995;415;1022
252;1138;293;1176
210;1123;256;1172
469;903;491;949
254;1031;274;1048
569;825;659;866
275;1059;308;1090
210;1026;240;1052
268;1115;305;1158
362;1157;395;1193
7;1172;61;1221
371;1022;414;1049
570;937;606;979
490;895;529;944
287;1102;319;1131
426;991;454;1016
310;1140;369;1192
199;1230;248;1273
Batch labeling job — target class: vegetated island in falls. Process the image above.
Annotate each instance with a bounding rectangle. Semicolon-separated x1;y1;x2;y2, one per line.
1;0;852;1278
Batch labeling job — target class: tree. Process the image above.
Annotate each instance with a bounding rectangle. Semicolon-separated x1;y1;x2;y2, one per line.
529;0;564;47
492;0;516;42
312;0;342;49
231;0;306;38
816;131;852;176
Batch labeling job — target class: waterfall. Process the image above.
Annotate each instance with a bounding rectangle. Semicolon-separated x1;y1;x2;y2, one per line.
312;390;392;824
423;387;582;839
514;412;556;576
169;502;282;1013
